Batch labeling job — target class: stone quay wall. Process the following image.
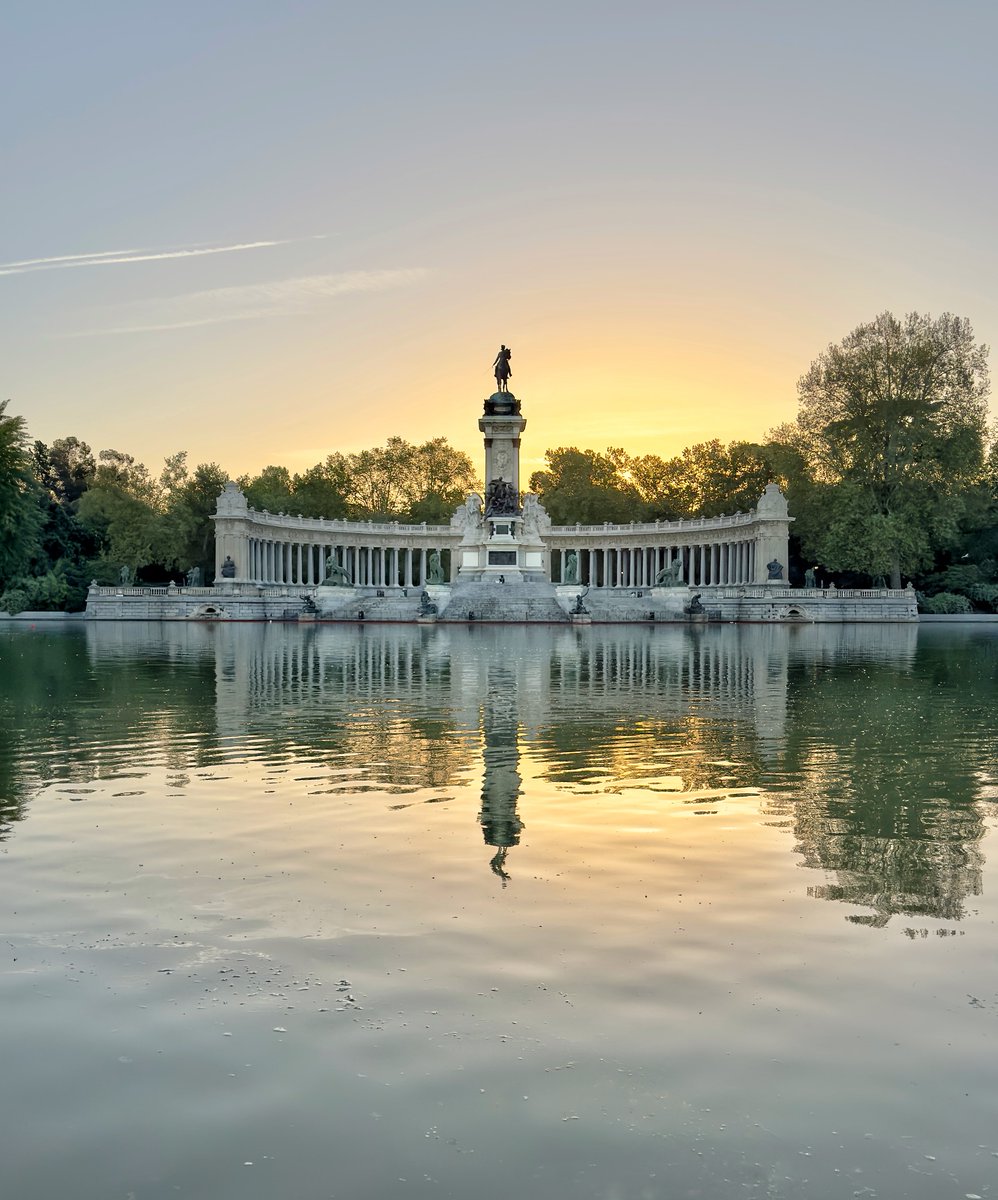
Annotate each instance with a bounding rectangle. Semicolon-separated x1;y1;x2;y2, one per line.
84;582;917;623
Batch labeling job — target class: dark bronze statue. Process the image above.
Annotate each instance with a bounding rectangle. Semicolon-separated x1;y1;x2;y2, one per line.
493;344;512;392
767;559;784;580
220;555;236;578
485;478;519;516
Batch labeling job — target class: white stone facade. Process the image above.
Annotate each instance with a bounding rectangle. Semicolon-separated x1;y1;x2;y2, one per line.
211;393;795;592
84;386;917;621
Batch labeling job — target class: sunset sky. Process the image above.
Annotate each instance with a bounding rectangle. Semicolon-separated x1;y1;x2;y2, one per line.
5;1;997;483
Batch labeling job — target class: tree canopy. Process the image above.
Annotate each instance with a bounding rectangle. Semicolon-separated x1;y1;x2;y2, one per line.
3;310;996;614
779;311;990;587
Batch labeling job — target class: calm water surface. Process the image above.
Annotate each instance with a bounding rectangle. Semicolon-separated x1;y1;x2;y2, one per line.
1;621;997;1200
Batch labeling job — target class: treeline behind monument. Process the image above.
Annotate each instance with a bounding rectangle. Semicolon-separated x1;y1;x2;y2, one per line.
2;312;996;613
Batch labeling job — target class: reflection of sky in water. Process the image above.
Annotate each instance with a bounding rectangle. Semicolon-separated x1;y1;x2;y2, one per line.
2;624;998;1199
1;621;994;926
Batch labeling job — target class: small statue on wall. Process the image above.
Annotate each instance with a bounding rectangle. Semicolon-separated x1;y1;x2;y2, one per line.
220;556;236;578
426;551;445;584
767;559;784;580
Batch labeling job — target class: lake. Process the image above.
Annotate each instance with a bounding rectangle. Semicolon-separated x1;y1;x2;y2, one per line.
1;621;997;1200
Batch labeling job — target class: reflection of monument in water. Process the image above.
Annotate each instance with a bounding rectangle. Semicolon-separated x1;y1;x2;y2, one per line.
82;618;981;920
478;662;524;883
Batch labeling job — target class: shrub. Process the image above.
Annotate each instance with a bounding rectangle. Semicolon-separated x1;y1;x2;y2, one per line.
0;587;29;615
920;591;972;614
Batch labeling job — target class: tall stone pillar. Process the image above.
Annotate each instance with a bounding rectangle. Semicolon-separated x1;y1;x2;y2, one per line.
473;390;530;580
212;481;253;584
753;484;792;583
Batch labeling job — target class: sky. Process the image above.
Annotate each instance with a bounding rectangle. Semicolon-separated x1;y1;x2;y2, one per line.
4;0;997;483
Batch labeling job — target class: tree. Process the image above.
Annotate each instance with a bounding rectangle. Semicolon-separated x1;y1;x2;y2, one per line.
629;439;795;520
161;461;229;580
291;455;351;519
783;312;990;587
529;447;642;525
345;437;478;522
0;401;44;589
77;449;166;576
240;465;295;514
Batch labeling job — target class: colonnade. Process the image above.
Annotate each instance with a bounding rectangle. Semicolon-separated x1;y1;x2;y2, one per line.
550;539;757;588
246;539;452;587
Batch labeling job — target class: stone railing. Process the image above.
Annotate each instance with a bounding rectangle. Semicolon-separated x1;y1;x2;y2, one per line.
243;510;454;536
554;511;757;536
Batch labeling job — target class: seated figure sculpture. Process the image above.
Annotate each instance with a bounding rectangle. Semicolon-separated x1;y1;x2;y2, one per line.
655;559;684;587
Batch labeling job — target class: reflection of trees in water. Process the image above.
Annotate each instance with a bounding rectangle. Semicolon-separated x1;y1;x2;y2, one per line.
3;623;995;927
0;626;219;837
764;634;996;924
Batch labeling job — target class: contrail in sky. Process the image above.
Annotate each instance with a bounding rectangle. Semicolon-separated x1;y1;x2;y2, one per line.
64;268;429;336
0;238;314;277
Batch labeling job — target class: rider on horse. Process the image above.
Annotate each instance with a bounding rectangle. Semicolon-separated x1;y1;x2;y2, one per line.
493;345;512;392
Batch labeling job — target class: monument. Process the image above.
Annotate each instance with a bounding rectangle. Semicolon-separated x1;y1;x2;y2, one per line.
452;345;547;582
85;342;918;622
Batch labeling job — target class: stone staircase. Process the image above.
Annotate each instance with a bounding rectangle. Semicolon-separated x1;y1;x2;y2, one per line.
439;580;569;623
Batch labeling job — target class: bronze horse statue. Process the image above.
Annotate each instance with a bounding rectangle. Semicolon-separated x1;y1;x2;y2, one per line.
493;345;512;392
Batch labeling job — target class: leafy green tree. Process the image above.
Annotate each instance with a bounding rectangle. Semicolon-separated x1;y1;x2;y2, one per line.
77;449;166;576
0;401;44;590
345;437;478;521
781;312;990;587
240;465;295;514
529;447;642;524
629;439;796;519
290;455;351;519
47;436;96;503
402;437;479;523
161;460;230;580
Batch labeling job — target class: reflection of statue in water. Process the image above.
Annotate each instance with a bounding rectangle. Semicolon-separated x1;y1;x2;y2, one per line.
563;550;579;585
804;567;817;589
119;565;132;586
426;551;444;584
767;559;784;580
185;566;201;587
324;558;352;586
493;344;512;392
479;665;523;886
655;558;684;587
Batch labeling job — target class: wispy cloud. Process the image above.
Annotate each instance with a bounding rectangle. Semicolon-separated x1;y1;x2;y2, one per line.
0;238;313;277
65;268;428;336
